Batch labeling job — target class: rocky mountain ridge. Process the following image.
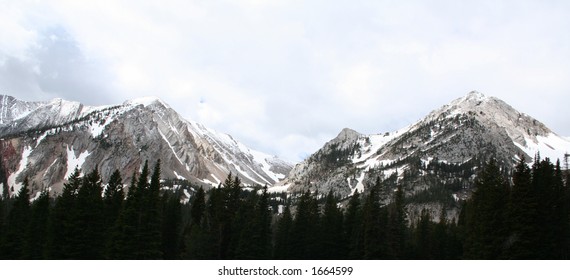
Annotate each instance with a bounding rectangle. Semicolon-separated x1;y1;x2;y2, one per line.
276;91;570;204
0;95;292;197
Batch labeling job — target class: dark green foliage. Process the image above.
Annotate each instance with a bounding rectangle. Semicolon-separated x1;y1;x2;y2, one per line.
361;178;388;259
289;190;320;259
320;190;346;259
504;157;538;259
2;156;570;260
47;168;81;259
103;169;124;257
190;187;205;227
161;190;182;259
463;159;509;259
104;169;124;226
182;186;206;259
0;179;31;259
235;186;272;259
344;190;363;259
386;184;407;259
273;205;293;259
74;168;105;259
24;190;50;259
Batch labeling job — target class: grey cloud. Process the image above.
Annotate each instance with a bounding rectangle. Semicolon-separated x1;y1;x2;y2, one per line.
1;27;117;105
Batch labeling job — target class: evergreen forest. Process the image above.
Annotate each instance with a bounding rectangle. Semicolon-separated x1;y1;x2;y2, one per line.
1;157;569;260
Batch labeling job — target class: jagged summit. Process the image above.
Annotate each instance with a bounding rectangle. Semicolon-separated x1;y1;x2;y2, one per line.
330;128;362;148
464;90;487;101
124;96;168;108
0;95;292;197
0;95;44;125
279;91;570;198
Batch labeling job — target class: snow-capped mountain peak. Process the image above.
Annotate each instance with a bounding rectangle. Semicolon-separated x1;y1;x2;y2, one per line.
280;91;570;197
0;95;292;197
124;96;168;108
0;95;44;125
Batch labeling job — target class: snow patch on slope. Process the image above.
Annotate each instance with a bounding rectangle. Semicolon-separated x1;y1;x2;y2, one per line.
7;145;33;194
65;146;90;178
513;133;570;162
124;96;165;107
268;183;291;193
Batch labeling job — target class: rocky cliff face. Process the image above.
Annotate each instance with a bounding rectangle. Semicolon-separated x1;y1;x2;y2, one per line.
0;96;292;197
277;91;570;202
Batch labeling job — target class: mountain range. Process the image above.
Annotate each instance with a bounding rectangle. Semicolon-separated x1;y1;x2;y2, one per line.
275;91;570;215
1;91;569;207
0;95;292;197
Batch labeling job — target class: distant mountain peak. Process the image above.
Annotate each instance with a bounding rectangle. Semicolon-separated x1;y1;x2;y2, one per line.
465;90;486;101
124;96;168;108
280;90;570;197
0;95;292;197
336;128;361;141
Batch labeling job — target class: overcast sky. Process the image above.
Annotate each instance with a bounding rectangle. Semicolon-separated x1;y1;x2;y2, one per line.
1;1;569;163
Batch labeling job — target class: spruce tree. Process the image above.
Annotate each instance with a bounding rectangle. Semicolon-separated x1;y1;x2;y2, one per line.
103;169;124;258
235;186;272;259
387;184;407;259
412;209;433;259
183;186;207;259
320;190;346;259
432;206;448;259
107;171;140;259
362;178;387;259
24;189;50;259
47;168;81;259
344;190;363;259
273;204;293;259
233;190;258;259
464;159;509;259
0;179;31;259
75;168;105;259
505;157;538;259
161;190;181;259
290;190;320;259
137;160;163;259
104;169;124;227
190;187;206;228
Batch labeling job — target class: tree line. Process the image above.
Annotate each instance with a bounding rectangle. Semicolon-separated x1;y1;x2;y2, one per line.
0;156;569;259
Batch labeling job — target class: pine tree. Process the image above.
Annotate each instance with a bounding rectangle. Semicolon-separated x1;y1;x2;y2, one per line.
0;178;31;259
204;185;225;259
103;169;124;258
161;190;181;259
183;186;207;259
412;209;433;259
107;169;143;259
24;189;50;259
190;187;206;228
464;159;509;259
273;204;293;259
290;190;320;259
47;168;81;259
505;156;538;259
432;206;448;259
137;160;163;259
104;169;124;227
233;190;258;259
235;186;272;259
386;184;407;259
320;190;346;259
344;190;363;259
74;168;105;259
362;178;387;259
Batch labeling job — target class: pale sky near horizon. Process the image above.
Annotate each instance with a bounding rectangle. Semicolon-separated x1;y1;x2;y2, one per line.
1;0;569;162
